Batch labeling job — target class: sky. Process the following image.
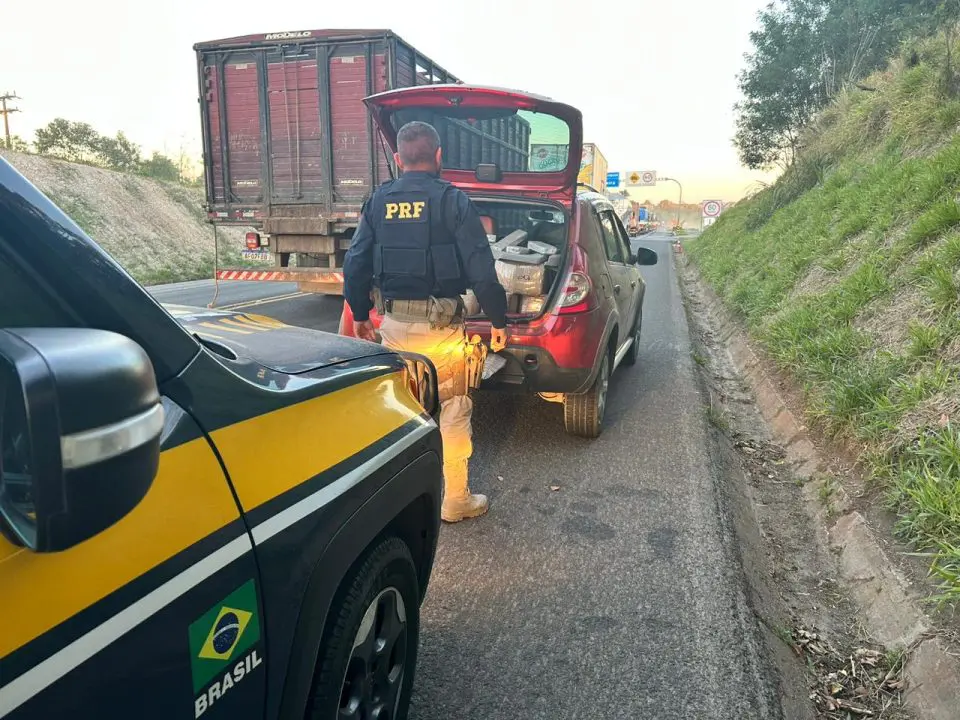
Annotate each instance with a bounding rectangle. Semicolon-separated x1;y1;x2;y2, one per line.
0;0;779;203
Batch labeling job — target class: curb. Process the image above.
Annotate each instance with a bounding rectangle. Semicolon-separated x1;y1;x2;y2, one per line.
678;253;960;720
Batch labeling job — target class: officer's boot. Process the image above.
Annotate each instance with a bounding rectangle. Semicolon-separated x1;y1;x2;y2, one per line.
441;458;488;522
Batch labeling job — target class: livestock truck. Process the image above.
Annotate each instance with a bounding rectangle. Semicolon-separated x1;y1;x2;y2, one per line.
194;29;532;295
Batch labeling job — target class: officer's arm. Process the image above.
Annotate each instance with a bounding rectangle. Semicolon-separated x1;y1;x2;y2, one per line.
452;191;508;329
343;202;376;322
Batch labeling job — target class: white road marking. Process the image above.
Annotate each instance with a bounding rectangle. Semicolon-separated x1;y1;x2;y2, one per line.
220;291;311;310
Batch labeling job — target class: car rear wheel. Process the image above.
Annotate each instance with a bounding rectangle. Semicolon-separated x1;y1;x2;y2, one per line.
622;308;642;367
308;537;420;720
563;351;609;438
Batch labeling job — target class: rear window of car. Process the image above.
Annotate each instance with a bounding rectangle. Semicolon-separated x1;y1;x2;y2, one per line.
390;108;572;174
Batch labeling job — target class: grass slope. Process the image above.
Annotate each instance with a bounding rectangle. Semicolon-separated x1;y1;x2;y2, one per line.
1;149;256;285
688;35;960;601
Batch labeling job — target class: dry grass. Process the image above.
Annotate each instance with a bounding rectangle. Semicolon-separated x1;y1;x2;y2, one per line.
896;389;960;448
789;626;908;719
1;149;249;285
853;284;929;357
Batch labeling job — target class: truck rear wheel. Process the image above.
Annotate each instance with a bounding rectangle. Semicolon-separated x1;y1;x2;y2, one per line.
308;537;420;720
563;352;609;438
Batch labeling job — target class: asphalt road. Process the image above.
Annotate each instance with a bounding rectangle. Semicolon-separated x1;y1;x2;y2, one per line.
150;232;778;719
146;278;347;333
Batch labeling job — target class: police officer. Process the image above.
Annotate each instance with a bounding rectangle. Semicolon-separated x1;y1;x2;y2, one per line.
343;120;508;523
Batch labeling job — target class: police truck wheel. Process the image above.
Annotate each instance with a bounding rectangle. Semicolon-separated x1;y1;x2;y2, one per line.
308;537;420;720
563;352;609;439
622;308;642;367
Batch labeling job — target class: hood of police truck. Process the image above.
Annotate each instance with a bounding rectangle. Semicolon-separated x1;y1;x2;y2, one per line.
164;304;392;374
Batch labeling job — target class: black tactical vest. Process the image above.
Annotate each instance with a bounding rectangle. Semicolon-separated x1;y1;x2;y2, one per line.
371;172;465;300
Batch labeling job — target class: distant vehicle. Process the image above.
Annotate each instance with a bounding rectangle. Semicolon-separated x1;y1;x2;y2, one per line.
577;142;608;193
339;85;658;438
194;29;529;297
0;155;443;720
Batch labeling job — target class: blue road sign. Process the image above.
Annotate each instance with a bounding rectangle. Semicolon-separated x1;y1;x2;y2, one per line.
638;207;648;221
606;172;620;188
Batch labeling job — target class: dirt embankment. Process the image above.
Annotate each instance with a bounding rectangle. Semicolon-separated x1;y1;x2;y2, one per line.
1;149;249;286
684;31;960;719
686;34;960;606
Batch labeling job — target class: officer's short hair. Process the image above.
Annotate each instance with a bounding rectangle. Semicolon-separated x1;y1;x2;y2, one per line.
397;121;441;166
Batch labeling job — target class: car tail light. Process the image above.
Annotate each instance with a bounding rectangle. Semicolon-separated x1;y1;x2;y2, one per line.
558;272;593;315
245;232;261;250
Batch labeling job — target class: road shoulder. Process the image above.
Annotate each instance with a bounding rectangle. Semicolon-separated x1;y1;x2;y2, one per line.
674;245;953;719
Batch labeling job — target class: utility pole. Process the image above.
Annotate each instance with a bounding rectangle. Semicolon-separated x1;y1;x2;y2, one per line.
1;92;22;150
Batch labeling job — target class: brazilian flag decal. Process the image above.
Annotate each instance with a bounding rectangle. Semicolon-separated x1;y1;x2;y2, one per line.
188;579;261;692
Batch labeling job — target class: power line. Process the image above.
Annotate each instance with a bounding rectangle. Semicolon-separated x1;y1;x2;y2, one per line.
1;92;22;150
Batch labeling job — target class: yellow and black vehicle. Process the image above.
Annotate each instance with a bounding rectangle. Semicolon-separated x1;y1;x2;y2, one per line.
0;156;443;719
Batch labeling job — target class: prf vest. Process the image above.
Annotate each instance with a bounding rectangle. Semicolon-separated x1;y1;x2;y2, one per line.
370;173;465;300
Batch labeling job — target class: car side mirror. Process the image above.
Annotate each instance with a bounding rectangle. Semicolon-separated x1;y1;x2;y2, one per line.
0;328;164;553
635;247;659;266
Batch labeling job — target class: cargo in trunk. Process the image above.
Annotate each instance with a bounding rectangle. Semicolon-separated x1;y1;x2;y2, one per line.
465;199;568;322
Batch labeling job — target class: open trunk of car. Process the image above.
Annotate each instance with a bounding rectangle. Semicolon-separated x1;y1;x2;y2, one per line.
363;84;583;206
462;196;569;323
362;84;582;324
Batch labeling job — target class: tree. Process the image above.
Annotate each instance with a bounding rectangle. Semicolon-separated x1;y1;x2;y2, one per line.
3;135;31;153
733;0;941;169
140;151;180;182
34;118;102;163
932;0;960;96
733;0;828;169
96;132;141;172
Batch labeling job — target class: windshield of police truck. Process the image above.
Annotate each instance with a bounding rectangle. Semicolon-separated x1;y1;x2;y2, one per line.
389;108;571;173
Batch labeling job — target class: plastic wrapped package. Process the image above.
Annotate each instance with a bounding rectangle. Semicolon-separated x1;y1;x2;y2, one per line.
461;289;481;315
496;258;547;296
520;295;547;314
526;240;558;256
491;229;528;253
492;249;545;264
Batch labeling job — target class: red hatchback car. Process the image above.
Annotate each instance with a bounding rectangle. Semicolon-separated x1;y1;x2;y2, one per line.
340;85;658;438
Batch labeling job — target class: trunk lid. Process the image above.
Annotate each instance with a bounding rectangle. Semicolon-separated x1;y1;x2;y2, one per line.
364;85;583;205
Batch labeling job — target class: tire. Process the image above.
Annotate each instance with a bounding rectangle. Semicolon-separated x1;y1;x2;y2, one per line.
563;351;610;439
622;308;643;367
308;537;420;720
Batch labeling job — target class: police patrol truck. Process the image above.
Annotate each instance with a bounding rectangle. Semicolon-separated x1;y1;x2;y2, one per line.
0;155;443;720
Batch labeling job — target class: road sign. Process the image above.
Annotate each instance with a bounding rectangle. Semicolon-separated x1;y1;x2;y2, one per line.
626;171;657;187
701;200;722;218
606;171;621;188
638;207;648;221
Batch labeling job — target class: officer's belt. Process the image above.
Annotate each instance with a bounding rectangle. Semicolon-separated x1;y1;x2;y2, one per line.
384;297;463;327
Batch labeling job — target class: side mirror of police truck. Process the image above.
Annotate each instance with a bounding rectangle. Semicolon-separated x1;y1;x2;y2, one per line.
634;247;659;266
0;328;164;553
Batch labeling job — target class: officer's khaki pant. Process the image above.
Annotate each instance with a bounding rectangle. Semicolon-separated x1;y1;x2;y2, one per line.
378;316;473;476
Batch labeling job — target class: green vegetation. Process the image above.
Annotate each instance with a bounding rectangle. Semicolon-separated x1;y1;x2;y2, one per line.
22;117;199;185
690;32;960;601
735;0;959;169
